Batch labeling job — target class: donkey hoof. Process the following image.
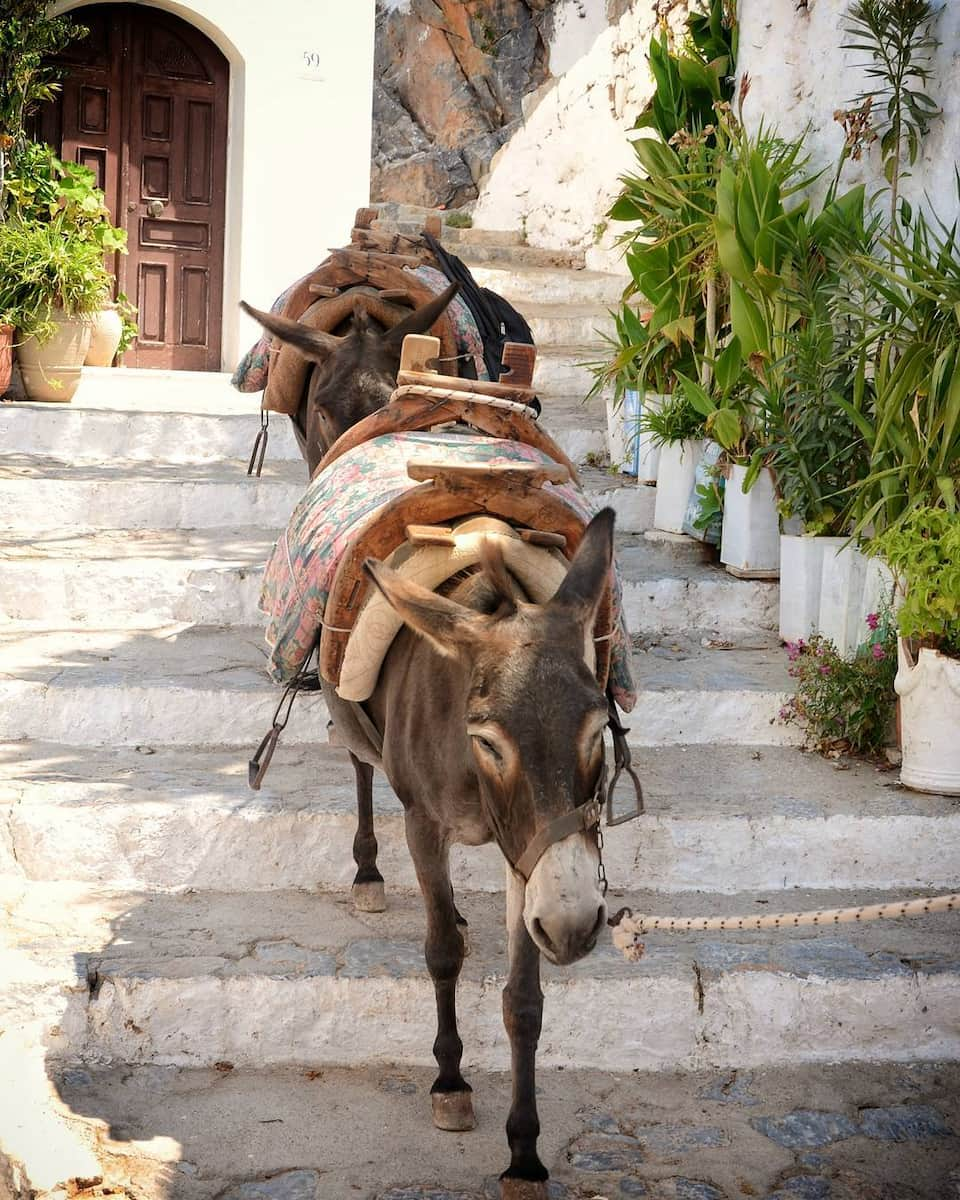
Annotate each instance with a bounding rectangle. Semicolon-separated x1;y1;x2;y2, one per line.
431;1090;476;1132
499;1178;549;1200
352;880;386;913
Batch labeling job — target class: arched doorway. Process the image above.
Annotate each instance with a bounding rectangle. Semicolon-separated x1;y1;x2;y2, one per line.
36;5;229;370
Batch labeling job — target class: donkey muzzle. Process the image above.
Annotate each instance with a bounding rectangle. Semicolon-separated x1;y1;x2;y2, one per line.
523;835;607;966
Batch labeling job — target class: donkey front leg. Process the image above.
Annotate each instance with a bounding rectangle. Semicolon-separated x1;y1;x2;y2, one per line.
500;867;548;1199
350;752;386;912
405;809;475;1132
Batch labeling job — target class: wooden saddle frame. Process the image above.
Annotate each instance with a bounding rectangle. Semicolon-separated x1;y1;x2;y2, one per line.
317;334;613;694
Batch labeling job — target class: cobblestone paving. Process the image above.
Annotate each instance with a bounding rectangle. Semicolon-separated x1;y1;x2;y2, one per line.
60;1062;960;1200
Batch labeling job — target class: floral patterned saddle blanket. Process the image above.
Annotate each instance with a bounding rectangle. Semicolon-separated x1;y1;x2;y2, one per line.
260;430;636;712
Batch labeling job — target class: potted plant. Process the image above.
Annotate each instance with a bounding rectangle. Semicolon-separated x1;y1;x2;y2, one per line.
773;0;943;644
0;216;114;400
0;145;131;395
639;390;707;533
869;509;960;794
590;0;736;485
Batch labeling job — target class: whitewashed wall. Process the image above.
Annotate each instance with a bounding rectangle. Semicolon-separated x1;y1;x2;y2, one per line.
57;0;376;366
737;0;960;228
475;0;960;254
472;1;664;257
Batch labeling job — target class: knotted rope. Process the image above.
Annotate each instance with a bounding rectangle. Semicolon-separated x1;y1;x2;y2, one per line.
609;892;959;962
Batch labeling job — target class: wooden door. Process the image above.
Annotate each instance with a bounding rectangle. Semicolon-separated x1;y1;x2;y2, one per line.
38;6;228;370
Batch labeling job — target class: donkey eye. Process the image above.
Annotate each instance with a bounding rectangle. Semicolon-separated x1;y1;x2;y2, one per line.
473;735;502;763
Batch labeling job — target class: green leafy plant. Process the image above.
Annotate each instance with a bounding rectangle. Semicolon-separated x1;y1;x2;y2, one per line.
6;145;126;250
638;389;705;447
590;0;737;410
839;206;960;534
0;2;85;215
443;210;473;229
0;217;115;340
868;507;960;658
779;609;898;757
842;0;942;232
674;336;748;456
114;292;138;357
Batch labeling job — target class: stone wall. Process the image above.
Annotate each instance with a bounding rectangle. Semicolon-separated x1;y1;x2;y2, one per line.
371;0;559;208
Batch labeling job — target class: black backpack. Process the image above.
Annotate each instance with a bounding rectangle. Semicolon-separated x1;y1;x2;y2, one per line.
425;233;540;415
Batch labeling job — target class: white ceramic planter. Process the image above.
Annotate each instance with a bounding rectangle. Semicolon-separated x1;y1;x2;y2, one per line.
17;310;92;403
818;539;866;657
605;390;662;481
896;640;960;795
654;438;702;534
779;534;825;643
720;464;780;579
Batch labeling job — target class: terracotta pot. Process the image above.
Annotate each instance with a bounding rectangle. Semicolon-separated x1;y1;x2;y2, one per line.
0;324;13;396
895;639;960;795
84;304;123;367
17;309;92;402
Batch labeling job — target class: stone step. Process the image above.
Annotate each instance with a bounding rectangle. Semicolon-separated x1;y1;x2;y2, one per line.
455;243;585;270
10;1059;960;1200
5;882;958;1073
0;529;776;635
525;303;613;349
3;742;954;896
467;265;626;308
0;388;600;467
372;216;526;248
0;625;797;748
0;453;650;534
533;345;599;398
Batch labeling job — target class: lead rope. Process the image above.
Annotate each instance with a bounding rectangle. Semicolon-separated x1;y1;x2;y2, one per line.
609;894;960;961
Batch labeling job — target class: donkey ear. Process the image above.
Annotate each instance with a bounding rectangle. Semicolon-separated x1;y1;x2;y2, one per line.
382;282;460;348
549;508;615;624
364;557;483;657
241;301;343;363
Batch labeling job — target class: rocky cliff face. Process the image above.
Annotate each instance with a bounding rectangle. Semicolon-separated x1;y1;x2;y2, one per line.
372;0;558;209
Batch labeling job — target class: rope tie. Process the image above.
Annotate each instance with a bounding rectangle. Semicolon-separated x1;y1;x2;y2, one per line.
609;893;959;962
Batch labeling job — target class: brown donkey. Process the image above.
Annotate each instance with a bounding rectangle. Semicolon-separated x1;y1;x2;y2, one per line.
327;513;614;1197
241;284;459;476
244;301;612;1194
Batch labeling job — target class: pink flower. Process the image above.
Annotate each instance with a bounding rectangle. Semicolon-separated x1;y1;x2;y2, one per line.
872;643;886;660
866;612;880;631
819;665;831;675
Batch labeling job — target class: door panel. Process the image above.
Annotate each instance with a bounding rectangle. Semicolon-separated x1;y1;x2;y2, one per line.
39;6;228;371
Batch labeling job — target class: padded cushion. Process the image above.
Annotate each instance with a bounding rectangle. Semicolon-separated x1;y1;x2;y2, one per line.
336;516;592;702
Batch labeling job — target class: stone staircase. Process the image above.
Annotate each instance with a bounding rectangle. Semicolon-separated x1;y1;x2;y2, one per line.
2;228;959;1200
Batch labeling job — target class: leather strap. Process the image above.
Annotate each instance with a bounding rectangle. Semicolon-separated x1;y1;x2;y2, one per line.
513;791;602;882
349;700;384;758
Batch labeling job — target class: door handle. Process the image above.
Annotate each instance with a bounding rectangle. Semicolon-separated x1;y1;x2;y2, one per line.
146;199;166;218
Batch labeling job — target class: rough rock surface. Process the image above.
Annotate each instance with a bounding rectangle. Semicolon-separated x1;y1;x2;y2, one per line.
372;0;558;207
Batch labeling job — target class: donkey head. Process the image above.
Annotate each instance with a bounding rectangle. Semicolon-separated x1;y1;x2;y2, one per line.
241;282;459;472
366;508;615;966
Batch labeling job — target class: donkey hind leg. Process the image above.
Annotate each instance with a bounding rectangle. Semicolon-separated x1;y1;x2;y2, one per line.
350;753;386;913
500;867;548;1199
405;809;475;1132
